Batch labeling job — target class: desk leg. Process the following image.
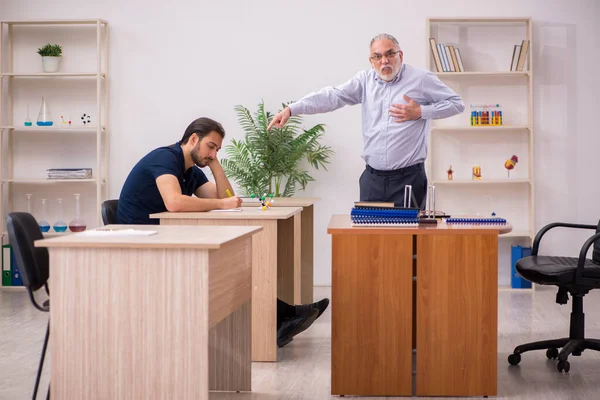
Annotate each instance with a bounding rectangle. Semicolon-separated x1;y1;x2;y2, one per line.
416;234;498;397
209;302;251;391
277;214;301;305
331;233;413;396
161;218;278;362
300;205;314;304
251;220;278;362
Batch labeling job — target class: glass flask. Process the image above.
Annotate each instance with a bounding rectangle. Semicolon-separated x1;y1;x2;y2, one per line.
36;96;53;126
39;198;50;232
24;104;32;127
68;193;86;232
53;198;68;232
26;193;32;213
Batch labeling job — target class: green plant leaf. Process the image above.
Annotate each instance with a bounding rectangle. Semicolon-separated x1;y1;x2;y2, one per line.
221;100;334;197
37;43;62;57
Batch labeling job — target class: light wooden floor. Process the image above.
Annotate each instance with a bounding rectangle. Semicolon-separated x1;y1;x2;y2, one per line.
2;285;600;399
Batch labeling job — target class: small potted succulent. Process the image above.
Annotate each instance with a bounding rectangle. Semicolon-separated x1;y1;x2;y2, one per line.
37;43;62;73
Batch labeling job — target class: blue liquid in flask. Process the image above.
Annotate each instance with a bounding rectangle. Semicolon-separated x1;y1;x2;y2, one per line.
53;223;67;232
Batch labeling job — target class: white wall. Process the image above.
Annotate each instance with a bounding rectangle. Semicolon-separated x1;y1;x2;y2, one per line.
2;0;599;286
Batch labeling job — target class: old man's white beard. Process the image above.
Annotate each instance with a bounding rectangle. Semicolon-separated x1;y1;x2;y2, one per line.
377;66;397;82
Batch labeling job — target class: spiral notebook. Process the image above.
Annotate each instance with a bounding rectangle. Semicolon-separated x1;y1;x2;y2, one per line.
351;215;420;227
446;217;507;225
351;205;420;227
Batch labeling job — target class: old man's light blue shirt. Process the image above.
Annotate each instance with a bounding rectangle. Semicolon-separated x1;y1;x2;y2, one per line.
288;64;465;170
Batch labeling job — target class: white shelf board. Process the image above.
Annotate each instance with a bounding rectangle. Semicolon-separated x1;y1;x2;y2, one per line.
2;179;98;184
435;71;529;77
499;231;532;238
0;73;105;78
1;125;102;131
432;126;530;132
42;231;73;238
0;286;27;291
498;285;534;292
2;230;75;238
428;17;531;23
2;19;108;25
432;179;531;185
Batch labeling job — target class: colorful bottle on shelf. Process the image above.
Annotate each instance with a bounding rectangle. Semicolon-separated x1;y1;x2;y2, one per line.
24;104;32;127
39;198;50;232
36;96;53;126
68;193;87;232
53;198;68;232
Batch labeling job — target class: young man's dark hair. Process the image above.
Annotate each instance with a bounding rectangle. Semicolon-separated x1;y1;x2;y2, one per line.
179;117;225;145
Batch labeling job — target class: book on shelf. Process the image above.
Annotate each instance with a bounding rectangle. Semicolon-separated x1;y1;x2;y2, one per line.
46;168;92;179
429;38;464;72
510;40;529;71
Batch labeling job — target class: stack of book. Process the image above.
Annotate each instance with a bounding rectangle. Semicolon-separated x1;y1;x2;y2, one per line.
47;168;92;179
429;38;464;72
351;202;420;227
510;39;530;71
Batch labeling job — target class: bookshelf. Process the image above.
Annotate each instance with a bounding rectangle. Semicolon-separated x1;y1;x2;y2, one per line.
0;20;108;251
426;17;534;290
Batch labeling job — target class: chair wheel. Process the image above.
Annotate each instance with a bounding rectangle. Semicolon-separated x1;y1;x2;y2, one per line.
546;348;559;359
508;353;521;365
557;360;570;373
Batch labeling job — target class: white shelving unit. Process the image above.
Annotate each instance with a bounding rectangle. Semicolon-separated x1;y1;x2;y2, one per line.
0;19;109;241
426;17;534;290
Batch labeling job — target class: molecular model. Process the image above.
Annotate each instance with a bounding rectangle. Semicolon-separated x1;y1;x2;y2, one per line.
259;193;274;211
81;113;92;125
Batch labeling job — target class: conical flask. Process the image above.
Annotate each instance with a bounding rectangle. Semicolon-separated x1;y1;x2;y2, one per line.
39;198;50;232
24;104;32;127
53;198;68;232
68;193;86;232
36;96;53;126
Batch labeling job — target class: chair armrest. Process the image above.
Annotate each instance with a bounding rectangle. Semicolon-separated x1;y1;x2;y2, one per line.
532;222;597;255
575;232;600;284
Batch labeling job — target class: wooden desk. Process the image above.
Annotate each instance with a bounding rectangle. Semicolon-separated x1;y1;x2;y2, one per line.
327;215;511;397
243;197;320;304
36;224;262;400
151;207;303;362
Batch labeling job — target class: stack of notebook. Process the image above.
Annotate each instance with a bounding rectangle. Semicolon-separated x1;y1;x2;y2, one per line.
47;168;92;179
351;202;420;227
446;217;507;225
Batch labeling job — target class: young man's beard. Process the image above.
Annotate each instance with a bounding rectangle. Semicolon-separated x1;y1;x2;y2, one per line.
191;150;209;168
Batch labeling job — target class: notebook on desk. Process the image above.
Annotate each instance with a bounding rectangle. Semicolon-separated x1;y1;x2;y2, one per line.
351;202;420;226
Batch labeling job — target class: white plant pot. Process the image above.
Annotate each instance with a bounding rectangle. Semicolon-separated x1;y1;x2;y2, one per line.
41;56;61;73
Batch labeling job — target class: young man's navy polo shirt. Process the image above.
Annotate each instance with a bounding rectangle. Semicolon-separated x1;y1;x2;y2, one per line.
116;143;209;225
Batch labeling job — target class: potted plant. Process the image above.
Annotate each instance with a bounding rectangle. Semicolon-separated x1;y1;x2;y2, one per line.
221;101;334;197
37;43;62;73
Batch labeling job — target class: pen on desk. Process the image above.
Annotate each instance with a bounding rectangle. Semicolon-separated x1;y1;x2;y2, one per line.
226;189;232;197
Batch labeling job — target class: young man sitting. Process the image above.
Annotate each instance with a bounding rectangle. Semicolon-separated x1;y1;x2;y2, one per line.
116;116;329;347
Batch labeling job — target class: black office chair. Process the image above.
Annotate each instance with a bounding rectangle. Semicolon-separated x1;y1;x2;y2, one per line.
6;212;51;399
101;199;119;225
507;220;600;373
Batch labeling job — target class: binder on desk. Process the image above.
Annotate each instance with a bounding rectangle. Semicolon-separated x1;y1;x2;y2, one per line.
351;205;420;226
511;245;532;289
10;245;22;286
2;244;11;286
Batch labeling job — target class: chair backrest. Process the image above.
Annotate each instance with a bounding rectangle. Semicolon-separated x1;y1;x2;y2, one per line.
6;212;49;291
101;199;119;225
594;220;600;264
